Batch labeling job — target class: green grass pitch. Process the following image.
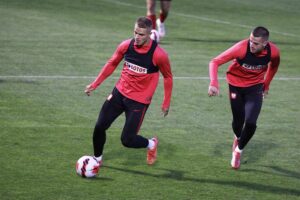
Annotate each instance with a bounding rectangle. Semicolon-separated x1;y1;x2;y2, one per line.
1;0;300;199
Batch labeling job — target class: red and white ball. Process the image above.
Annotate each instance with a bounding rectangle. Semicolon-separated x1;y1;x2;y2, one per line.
150;29;160;43
76;156;99;178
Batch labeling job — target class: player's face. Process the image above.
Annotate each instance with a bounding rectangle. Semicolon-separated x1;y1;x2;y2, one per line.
134;24;151;46
249;33;268;54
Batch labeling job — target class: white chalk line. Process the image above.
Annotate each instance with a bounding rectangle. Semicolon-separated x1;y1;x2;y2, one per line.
103;0;299;38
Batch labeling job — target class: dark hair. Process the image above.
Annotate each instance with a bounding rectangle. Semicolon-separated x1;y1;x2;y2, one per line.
136;16;153;30
252;26;269;40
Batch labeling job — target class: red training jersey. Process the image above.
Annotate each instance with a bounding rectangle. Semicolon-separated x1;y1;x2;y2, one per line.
89;39;173;109
209;39;280;91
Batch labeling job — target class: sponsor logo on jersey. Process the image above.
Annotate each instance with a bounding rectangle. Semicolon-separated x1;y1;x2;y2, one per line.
241;63;267;70
125;61;147;74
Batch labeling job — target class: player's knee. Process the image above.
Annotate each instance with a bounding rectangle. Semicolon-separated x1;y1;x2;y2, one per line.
121;135;134;148
95;120;110;132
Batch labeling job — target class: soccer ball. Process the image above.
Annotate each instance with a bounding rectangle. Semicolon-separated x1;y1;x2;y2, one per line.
76;156;99;178
150;29;160;43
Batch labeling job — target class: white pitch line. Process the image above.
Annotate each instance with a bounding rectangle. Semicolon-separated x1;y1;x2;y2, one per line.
104;0;299;38
1;75;300;80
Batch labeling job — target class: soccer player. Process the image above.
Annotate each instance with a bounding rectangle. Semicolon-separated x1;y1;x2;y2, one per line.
208;26;280;169
147;0;172;38
85;17;173;171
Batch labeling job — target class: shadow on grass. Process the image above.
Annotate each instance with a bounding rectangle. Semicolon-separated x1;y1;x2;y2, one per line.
82;176;114;181
103;165;300;197
243;165;300;180
244;140;279;164
266;165;300;179
213;139;279;166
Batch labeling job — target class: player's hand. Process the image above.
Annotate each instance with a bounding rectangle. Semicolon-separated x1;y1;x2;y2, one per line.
161;107;169;117
208;85;219;97
85;84;95;96
263;90;269;99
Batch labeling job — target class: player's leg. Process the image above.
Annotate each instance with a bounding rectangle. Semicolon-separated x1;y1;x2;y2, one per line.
157;0;171;37
93;88;124;158
146;0;156;29
229;84;245;140
120;98;149;148
120;97;158;164
229;84;245;169
238;83;263;150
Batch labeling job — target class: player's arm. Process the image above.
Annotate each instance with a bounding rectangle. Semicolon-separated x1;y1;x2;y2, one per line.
85;41;128;96
154;48;173;117
208;41;243;96
263;44;280;97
